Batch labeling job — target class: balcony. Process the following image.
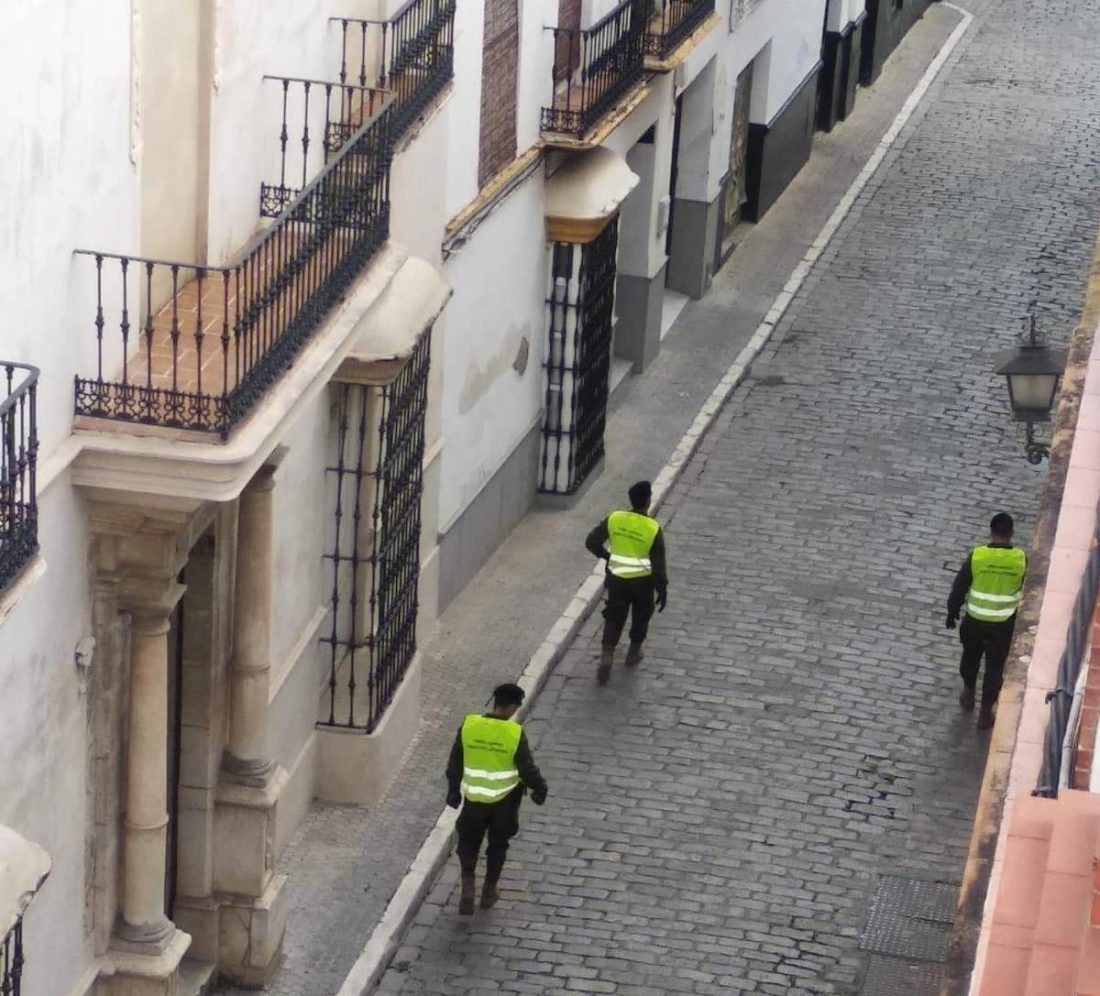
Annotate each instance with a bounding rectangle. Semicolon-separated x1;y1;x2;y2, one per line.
643;0;717;63
74;100;394;439
542;0;649;141
0;363;38;592
333;0;456;143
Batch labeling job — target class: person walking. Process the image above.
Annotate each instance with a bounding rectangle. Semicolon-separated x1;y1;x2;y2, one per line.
445;682;548;914
585;480;668;685
946;512;1027;730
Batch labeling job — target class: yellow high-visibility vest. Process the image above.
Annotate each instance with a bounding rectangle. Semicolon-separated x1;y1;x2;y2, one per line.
460;714;522;803
607;510;660;580
965;545;1027;622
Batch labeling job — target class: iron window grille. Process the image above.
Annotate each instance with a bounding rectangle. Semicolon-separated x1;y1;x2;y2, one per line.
539;221;618;495
74;100;394;438
1;916;23;996
542;0;648;137
643;0;716;58
321;331;431;732
0;364;38;594
334;0;457;144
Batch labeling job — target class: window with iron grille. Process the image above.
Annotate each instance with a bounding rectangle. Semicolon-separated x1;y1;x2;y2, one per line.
539;220;619;495
321;332;431;732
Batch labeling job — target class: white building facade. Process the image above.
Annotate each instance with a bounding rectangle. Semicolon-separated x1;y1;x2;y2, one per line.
0;0;932;992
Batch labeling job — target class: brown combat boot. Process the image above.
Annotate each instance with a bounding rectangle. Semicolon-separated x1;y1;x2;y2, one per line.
459;871;476;915
480;880;500;909
624;642;644;667
597;646;613;685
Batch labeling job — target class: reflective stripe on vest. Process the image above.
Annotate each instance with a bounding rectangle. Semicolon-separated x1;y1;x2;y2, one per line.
965;545;1027;623
607;510;660;579
460;714;522;803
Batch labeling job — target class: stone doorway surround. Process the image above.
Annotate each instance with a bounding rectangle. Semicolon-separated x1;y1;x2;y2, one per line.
84;472;292;992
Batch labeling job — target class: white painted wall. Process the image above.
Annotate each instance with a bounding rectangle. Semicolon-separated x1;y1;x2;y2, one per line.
444;0;485;219
0;3;140;984
675;60;724;204
269;395;331;706
828;0;868;32
438;173;548;531
0;483;93;996
205;1;360;263
390;106;451;268
728;0;825;123
517;0;559;154
604;76;674;282
1;0;138;460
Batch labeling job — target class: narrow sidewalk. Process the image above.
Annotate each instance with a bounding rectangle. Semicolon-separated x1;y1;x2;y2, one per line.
211;10;964;995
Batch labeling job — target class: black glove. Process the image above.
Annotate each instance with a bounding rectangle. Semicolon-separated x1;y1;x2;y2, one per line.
945;614;957;630
446;788;462;809
657;591;667;613
530;786;547;806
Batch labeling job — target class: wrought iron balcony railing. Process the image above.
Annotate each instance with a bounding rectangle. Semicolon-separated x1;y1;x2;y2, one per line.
75;101;394;438
644;0;716;59
1;914;23;996
542;0;648;138
260;76;390;218
0;363;38;593
334;0;456;143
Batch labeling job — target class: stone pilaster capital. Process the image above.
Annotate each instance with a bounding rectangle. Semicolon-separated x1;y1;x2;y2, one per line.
120;578;185;634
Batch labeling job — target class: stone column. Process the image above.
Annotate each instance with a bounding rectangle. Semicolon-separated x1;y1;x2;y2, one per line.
214;466;288;985
223;468;275;784
117;607;174;951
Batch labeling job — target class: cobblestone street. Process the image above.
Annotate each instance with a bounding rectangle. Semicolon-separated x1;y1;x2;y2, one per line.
371;1;1100;994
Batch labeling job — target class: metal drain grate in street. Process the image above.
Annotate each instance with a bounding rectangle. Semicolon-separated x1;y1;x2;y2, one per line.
860;875;958;964
861;954;945;996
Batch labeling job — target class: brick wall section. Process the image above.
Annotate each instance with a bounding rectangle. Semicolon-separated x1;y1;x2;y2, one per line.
478;0;519;187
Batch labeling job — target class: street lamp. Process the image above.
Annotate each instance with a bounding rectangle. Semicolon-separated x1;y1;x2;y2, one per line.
994;313;1067;465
